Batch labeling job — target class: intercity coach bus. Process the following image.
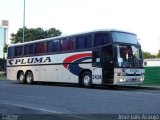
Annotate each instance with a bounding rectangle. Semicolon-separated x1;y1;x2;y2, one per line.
7;29;145;87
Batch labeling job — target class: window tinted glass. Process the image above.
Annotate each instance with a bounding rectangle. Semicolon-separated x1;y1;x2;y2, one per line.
8;47;14;58
47;40;60;52
94;33;110;47
67;38;75;50
112;32;138;44
76;36;85;49
93;51;101;67
53;40;60;52
61;39;67;51
61;38;75;51
85;35;92;48
15;46;23;56
24;44;34;55
76;35;92;49
35;42;46;54
47;41;53;52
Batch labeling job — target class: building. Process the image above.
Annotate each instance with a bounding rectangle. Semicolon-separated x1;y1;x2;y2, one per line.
0;20;9;58
143;58;160;85
0;27;4;58
144;58;160;67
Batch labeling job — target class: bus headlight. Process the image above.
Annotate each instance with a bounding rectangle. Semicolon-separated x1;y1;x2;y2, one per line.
140;78;144;81
119;79;126;82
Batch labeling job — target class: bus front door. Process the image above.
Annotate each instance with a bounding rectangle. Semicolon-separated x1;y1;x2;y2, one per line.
92;50;103;85
102;45;114;84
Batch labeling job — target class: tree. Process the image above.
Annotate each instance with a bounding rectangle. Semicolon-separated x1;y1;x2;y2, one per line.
3;44;8;53
156;50;160;58
10;27;62;43
143;51;156;59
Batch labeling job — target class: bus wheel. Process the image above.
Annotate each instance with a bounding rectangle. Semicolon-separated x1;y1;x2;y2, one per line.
18;72;25;84
81;72;92;88
26;72;33;85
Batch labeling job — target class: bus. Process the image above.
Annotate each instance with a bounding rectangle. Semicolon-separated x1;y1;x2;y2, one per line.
7;29;145;87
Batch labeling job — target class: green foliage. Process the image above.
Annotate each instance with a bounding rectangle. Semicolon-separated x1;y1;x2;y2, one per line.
11;27;62;43
143;51;156;59
156;50;160;58
3;44;8;53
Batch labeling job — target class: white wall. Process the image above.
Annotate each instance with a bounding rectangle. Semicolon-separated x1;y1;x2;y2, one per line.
144;59;160;67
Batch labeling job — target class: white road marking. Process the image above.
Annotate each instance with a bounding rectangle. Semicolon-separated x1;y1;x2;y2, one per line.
135;91;160;95
1;102;63;114
0;101;89;120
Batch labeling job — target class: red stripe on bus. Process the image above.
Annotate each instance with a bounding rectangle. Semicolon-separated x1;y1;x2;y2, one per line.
63;53;92;69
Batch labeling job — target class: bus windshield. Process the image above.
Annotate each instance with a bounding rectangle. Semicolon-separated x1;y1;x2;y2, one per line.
112;32;138;44
114;44;143;68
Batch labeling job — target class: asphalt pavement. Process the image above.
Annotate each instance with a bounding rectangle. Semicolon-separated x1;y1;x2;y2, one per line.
0;80;160;120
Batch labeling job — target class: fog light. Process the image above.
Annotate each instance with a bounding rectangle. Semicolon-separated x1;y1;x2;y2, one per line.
140;78;144;81
119;79;126;82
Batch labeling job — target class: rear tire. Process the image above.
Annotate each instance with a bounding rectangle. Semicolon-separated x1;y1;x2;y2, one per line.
18;71;25;84
26;72;34;85
81;72;93;88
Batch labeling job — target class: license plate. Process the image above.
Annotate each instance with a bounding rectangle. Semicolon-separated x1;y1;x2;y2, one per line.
131;79;136;82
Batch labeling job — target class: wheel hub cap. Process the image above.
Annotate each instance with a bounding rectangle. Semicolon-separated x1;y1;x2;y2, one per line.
84;76;90;85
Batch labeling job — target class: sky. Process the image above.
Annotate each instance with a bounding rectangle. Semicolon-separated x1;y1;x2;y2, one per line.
0;0;160;54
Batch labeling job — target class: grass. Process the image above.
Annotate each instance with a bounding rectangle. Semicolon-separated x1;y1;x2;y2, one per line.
0;72;6;80
141;82;160;86
0;76;6;80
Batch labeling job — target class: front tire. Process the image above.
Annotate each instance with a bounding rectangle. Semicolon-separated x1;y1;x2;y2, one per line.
26;72;34;85
18;71;25;84
81;72;93;88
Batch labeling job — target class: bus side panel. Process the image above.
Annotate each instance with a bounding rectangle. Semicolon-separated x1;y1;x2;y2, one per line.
7;67;17;80
53;65;78;83
34;65;78;83
6;51;92;83
27;66;40;81
7;66;40;81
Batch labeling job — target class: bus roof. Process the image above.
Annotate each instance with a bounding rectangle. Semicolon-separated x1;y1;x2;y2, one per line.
8;29;136;47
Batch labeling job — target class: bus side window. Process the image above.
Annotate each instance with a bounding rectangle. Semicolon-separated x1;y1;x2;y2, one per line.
76;36;85;49
35;42;46;54
85;35;92;48
61;39;67;51
47;40;60;53
67;37;75;50
76;35;92;50
24;44;34;55
47;40;53;52
15;46;23;57
53;40;60;52
94;33;110;47
61;38;75;51
93;51;101;67
8;47;14;58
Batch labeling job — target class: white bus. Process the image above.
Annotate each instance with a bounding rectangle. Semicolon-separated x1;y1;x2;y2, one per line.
7;29;145;87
